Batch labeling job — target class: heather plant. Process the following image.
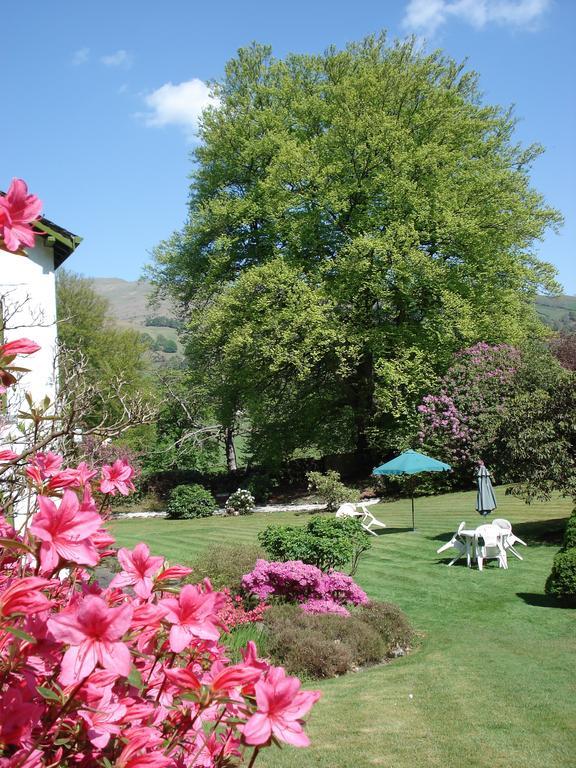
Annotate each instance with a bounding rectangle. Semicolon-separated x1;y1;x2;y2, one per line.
0;337;320;766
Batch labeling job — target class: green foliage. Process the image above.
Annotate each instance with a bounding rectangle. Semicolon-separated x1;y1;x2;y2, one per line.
191;543;264;592
561;509;576;551
56;270;152;427
139;368;220;476
151;35;561;465
258;516;371;572
307;470;358;512
166;484;216;520
220;624;268;664
145;315;183;330
545;548;576;602
246;473;278;503
503;370;576;501
544;508;576;603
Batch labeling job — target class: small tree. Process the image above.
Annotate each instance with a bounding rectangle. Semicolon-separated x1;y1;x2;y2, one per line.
307;470;358;513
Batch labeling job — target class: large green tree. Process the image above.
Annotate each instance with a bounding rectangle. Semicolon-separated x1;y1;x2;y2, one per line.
151;35;561;465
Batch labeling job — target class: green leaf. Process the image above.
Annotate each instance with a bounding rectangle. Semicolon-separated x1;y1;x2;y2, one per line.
127;666;143;690
5;626;37;644
37;686;62;703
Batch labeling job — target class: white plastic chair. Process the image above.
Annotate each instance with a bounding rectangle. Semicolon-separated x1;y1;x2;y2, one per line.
474;524;508;571
358;503;387;536
492;518;527;561
437;521;469;566
335;503;386;536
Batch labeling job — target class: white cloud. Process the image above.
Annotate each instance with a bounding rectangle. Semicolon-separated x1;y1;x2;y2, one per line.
142;78;218;138
402;0;551;36
71;47;90;66
101;49;133;68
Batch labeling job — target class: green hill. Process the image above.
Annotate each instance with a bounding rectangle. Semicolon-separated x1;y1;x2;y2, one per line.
91;278;184;360
535;295;576;331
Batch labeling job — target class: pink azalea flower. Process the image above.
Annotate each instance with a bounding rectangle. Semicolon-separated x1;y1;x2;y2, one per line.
243;666;321;747
72;461;98;487
159;584;223;653
110;543;165;599
0;688;44;746
0;449;19;462
29;490;102;573
0;178;42;252
99;459;136;496
0;577;53;618
48;595;133;684
78;699;127;748
0;337;41;358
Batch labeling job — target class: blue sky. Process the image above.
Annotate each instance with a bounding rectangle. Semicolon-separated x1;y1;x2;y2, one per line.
2;0;574;292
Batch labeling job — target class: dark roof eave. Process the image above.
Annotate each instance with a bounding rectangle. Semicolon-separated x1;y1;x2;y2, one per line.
32;218;83;268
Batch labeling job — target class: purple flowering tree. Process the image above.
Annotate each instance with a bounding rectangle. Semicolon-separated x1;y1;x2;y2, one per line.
417;343;521;471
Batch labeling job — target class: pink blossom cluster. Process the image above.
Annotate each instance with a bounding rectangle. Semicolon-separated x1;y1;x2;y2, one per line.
242;559;368;612
0;178;42;253
0;340;320;766
217;589;268;629
417;342;522;464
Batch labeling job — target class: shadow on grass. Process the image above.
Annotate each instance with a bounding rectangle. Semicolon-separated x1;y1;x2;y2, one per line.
430;517;567;547
517;592;575;609
374;527;413;536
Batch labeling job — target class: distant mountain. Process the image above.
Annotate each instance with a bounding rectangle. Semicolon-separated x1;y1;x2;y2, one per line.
91;278;184;358
535;295;576;332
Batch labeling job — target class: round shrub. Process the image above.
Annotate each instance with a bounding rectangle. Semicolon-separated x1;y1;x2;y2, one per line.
225;488;256;516
355;600;414;652
545;547;576;602
166;483;216;520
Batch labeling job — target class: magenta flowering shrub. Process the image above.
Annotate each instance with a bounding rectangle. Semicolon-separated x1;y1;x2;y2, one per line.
242;559;368;613
417;342;522;466
0;339;320;766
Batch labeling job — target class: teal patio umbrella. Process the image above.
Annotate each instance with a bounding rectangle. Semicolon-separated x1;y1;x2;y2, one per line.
373;449;451;531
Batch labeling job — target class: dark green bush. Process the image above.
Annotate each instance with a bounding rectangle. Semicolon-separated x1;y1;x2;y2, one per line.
355;600;414;651
263;605;385;678
561;509;576;551
545;547;576;601
258;516;370;573
191;543;264;592
166;484;216;520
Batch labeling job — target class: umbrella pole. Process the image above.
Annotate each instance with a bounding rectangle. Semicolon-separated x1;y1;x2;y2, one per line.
411;493;415;531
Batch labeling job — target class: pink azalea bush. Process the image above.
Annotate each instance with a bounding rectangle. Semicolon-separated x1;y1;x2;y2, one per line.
0;340;320;766
217;589;268;629
242;559;368;614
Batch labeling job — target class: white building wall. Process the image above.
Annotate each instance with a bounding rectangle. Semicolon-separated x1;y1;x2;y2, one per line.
0;240;58;412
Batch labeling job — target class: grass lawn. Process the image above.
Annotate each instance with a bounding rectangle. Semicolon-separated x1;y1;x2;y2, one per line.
112;490;576;768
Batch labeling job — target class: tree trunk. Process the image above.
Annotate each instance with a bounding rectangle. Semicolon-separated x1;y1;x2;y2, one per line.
224;426;238;471
352;352;375;472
